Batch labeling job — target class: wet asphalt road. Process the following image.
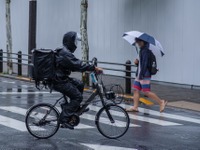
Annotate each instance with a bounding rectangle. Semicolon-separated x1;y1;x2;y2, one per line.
0;77;199;150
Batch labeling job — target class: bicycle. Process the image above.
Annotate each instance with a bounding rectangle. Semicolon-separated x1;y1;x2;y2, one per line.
25;58;130;139
97;74;125;105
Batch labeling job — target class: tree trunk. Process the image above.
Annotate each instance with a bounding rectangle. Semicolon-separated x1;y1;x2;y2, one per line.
5;0;13;74
80;0;89;86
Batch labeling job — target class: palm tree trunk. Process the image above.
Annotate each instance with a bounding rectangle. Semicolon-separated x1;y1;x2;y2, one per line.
5;0;13;74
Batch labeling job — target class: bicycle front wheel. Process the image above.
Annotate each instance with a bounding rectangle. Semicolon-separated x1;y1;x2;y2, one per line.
95;105;130;139
25;103;60;139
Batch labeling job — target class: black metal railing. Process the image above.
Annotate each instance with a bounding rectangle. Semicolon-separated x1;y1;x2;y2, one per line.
0;49;137;94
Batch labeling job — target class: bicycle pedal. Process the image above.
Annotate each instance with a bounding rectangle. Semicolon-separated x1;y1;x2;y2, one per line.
60;123;74;130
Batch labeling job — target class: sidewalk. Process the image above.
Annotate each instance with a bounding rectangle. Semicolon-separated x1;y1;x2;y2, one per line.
0;72;200;112
101;74;200;111
150;82;200;111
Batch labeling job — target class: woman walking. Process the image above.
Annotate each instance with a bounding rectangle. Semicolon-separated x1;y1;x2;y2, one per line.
123;35;167;113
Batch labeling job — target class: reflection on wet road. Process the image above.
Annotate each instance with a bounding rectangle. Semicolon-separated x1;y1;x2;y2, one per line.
0;77;200;150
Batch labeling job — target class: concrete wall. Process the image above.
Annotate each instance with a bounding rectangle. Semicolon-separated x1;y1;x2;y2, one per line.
0;0;200;86
0;0;29;54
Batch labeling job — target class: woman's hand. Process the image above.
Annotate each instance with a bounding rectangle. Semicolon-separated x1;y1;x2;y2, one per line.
134;59;139;65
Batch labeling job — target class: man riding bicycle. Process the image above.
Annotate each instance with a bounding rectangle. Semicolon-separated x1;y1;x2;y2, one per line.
53;31;103;129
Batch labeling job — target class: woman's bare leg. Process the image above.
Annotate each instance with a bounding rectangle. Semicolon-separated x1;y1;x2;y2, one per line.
144;91;167;112
144;91;162;104
133;90;140;110
126;90;140;112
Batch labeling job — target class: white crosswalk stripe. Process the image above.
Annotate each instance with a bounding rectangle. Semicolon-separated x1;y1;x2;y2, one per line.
0;114;44;131
0;91;54;95
0;104;199;132
89;105;182;126
0;114;27;131
55;106;140;128
81;143;137;150
121;104;200;124
2;81;15;84
138;107;200;124
0;106;93;129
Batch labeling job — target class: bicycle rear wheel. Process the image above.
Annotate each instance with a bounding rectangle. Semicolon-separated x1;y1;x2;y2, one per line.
110;84;124;104
95;105;130;139
25;103;60;139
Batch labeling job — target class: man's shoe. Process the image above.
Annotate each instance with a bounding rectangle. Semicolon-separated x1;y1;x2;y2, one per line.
60;117;74;130
83;107;90;113
60;122;74;130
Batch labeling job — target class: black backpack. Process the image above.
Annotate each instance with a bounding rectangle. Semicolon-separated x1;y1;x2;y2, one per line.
149;51;158;75
31;49;56;90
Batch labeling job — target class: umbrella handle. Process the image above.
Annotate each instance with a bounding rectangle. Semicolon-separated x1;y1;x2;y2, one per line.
135;46;139;54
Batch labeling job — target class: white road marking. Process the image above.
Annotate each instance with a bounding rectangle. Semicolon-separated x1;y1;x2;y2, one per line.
0;91;59;95
90;105;182;126
121;104;200;124
75;124;95;129
42;106;94;129
82;113;139;127
55;106;140;128
2;81;15;84
138;107;200;124
0;106;94;129
81;143;137;150
0;115;27;131
0;104;183;133
20;85;32;88
128;114;182;126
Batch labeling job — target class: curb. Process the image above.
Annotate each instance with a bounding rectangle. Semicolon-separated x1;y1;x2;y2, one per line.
0;74;32;82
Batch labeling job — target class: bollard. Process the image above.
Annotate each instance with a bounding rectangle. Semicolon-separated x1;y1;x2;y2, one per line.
17;51;22;76
125;60;131;94
28;0;37;76
0;49;3;73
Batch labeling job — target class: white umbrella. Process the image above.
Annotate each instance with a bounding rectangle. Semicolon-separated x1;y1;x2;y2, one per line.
123;31;164;57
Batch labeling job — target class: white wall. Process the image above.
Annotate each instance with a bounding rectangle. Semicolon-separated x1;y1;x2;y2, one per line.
0;0;7;52
0;0;29;54
87;0;200;86
0;0;200;86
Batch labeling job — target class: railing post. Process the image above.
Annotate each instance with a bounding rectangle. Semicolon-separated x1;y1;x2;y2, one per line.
17;51;22;76
28;0;37;76
0;49;3;73
125;60;131;94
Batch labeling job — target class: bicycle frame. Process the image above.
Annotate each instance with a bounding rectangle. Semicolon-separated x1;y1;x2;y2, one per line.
47;84;111;123
76;83;106;116
49;83;107;116
43;72;114;123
